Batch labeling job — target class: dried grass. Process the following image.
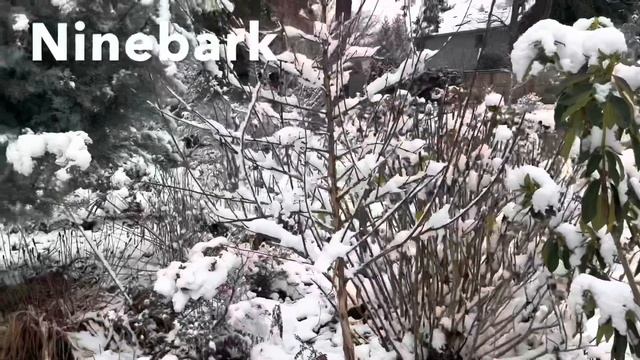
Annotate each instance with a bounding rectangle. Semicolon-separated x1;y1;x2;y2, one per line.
0;270;108;359
1;310;74;360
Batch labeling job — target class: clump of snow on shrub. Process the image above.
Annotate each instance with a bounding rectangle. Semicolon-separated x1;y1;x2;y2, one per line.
484;92;503;107
554;223;585;267
110;168;132;189
50;0;77;14
587;126;624;154
154;237;241;312
245;218;307;253
506;165;560;213
613;64;640;90
511;18;627;81
569;274;640;334
524;107;555;131
314;227;356;271
104;188;130;214
494;125;513;144
12;14;29;31
5;131;92;179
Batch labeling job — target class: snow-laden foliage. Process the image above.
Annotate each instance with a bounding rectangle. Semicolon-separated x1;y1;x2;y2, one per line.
5;131;92;179
140;8;640;360
513;16;640;360
4;1;640;360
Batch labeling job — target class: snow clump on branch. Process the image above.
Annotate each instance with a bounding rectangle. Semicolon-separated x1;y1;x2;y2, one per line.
5;130;93;180
511;17;627;82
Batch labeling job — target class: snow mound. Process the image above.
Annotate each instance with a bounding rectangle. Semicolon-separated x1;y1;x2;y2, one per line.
154;237;241;312
5;131;93;178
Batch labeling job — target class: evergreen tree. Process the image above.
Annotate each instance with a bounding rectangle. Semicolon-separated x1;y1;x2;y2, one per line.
414;0;450;36
549;0;636;26
374;15;411;68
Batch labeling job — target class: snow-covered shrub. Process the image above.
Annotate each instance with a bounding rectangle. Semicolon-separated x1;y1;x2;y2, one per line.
153;6;584;358
513;16;640;359
5;130;92;179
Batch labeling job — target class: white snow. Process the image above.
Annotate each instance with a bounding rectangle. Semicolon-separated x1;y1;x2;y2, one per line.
245;218;306;253
506;165;560;213
525;106;555;131
494;125;513;144
366;49;438;97
50;0;76;14
314;228;356;271
596;227;616;264
613;64;640;90
587;126;624;154
264;127;306;146
104;187;130;214
554;223;585;267
154;237;241;312
395;138;426;164
512;18;627;81
5;131;92;178
110;168;132;189
438;0;535;34
425;204;452;231
484;92;503;107
12;14;29;32
593;82;612;103
569;274;640;334
275;51;323;88
430;328;447;352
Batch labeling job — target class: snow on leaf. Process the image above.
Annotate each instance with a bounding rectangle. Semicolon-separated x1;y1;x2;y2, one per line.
569;274;640;334
512;18;627;81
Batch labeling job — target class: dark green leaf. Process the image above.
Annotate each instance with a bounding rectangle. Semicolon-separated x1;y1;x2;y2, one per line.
608;96;632;129
613;329;628;360
592;189;609;231
583;294;596;318
605;150;621;184
596;321;614;344
542;237;560;272
604;97;618;129
626;317;640;355
582;181;600;224
561;123;578;159
585;152;602;177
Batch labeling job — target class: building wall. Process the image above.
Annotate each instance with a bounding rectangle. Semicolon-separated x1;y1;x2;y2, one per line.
417;27;511;70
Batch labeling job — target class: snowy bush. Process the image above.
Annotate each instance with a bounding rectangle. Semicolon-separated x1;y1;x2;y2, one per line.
513;16;640;359
6;1;640;360
5;130;92;180
145;6;608;359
